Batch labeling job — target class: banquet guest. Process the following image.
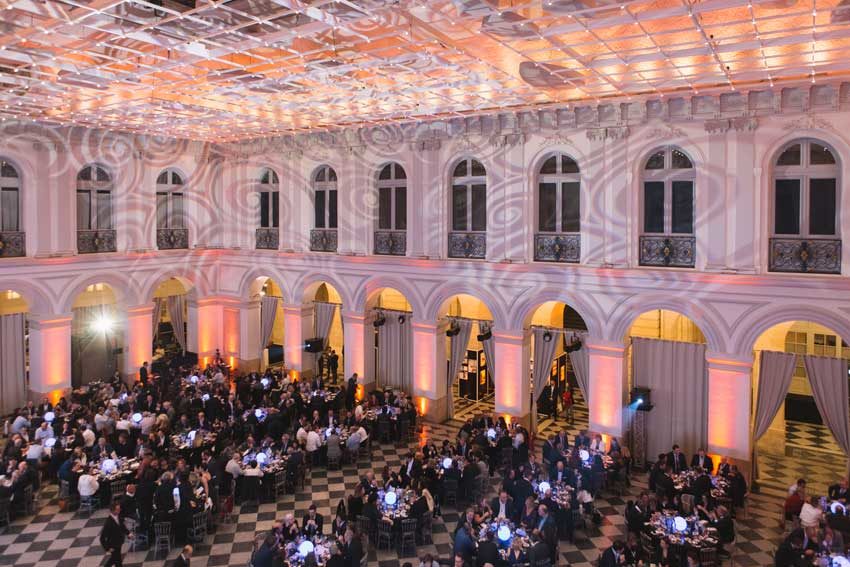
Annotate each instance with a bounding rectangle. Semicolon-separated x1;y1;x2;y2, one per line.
599;540;626;567
252;534;279;567
139;362;149;386
420;553;441;567
727;465;749;508
476;530;501;567
326;543;345;567
225;453;243;479
535;504;558;562
92;437;115;462
653;537;673;566
716;457;731;478
332;509;348;537
799;495;823;528
362;491;380;525
172;545;192;567
302;504;324;537
345;375;358;410
590;434;605;452
473;496;493;525
574;430;590;448
691;448;714;473
78;467;100;498
491;490;515;521
34;421;54;443
452;519;476;560
667;445;687;474
691;467;713;502
409;488;430;519
119;483;139;524
550;460;571;484
281;512;300;542
520;496;538;528
100;502;129;567
829;479;850;502
526;532;551;566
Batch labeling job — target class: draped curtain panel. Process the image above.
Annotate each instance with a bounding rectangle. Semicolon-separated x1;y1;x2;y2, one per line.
152;298;163;340
447;319;473;419
71;304;116;387
532;328;560;424
166;295;187;353
632;337;707;461
804;355;850;470
314;302;338;348
259;296;280;356
376;312;413;391
0;313;26;414
752;351;797;479
481;327;496;391
569;333;590;405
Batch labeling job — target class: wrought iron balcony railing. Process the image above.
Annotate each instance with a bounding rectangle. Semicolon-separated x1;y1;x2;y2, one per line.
156;228;189;250
0;231;25;258
769;237;841;274
534;233;580;263
639;235;695;268
374;230;406;256
310;228;338;253
77;229;117;254
448;231;486;259
255;227;279;250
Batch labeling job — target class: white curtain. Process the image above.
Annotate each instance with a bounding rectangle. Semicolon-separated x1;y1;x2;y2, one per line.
481;324;496;392
532;328;559;428
447;319;473;419
632;337;707;461
376;311;412;391
804;354;850;471
569;336;590;405
314;302;338;348
259;296;279;356
152;298;163;340
166;295;187;353
752;351;797;479
0;313;26;414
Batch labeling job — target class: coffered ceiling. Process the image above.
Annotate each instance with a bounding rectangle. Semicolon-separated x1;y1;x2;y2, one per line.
2;0;850;140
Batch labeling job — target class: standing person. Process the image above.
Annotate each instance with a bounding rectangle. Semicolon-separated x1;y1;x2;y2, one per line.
139;362;149;386
329;350;339;384
100;502;129;567
562;385;574;424
345;374;358;410
173;545;193;567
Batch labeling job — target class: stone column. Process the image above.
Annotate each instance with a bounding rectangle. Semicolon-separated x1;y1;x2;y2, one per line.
28;313;72;402
706;352;753;469
587;340;626;437
342;310;367;388
411;320;447;421
123;304;154;380
494;329;529;424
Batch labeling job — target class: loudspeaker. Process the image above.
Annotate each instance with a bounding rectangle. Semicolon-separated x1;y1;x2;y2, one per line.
630;387;653;411
304;338;324;353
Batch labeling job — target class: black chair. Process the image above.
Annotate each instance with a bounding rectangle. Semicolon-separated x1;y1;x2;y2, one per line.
399;517;417;555
153;521;172;558
0;497;10;533
418;512;433;544
500;447;514;469
241;476;261;510
376;519;394;550
443;479;459;507
110;479;127;506
187;510;208;543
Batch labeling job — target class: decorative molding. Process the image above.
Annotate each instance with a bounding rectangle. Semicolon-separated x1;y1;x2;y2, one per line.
783;113;837;133
540;133;574;146
645;124;686;139
586;126;630;141
489;131;525;148
730;116;758;132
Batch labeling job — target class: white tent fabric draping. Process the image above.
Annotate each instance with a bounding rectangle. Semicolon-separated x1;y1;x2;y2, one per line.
314;302;338;348
632;337;707;461
803;354;850;471
481;324;496;391
752;351;797;479
376;311;413;391
569;334;590;405
532;328;560;429
166;295;187;353
447;319;473;419
259;295;280;355
151;298;163;339
0;313;26;414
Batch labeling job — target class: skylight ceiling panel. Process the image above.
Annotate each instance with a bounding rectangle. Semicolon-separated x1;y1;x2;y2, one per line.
753;12;811;34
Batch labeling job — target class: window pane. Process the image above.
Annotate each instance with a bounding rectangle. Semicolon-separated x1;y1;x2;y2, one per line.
671;149;693;169
171;193;184;228
540;156;557;175
470;159;486;177
260;191;270;228
315;168;326;183
96;167;109;182
562;156;579;173
261;169;270;184
328;168;337;182
538;183;557;232
453;161;467;178
671;181;694;234
471;184;487;231
314;191;325;228
395;187;406;230
810;142;836;165
643;182;665;233
328;189;338;228
78;166;92;181
645;151;665;170
272;192;279;228
156;192;168;229
1;162;18;178
379;164;392;180
156;171;168;184
378;187;392;230
171;172;183;185
777;144;801;166
96;190;112;229
452;185;467;231
0;188;17;231
562;182;580;233
76;190;91;230
774;179;801;234
395;164;406;180
809;178;837;235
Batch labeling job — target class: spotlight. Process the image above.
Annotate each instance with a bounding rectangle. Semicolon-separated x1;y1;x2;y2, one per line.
446;322;460;337
91;314;114;333
543;331;552;342
373;313;386;328
477;326;492;342
398;315;406;324
636;398;643;406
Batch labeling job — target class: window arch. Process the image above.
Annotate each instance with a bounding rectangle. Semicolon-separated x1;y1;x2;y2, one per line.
641;146;694;236
0;159;20;233
537;153;580;234
258;167;279;229
313;165;337;229
377;162;406;231
76;164;113;232
451;157;486;232
773;139;839;238
155;168;185;230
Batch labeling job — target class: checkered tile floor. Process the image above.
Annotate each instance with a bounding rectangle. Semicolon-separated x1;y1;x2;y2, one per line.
0;409;790;567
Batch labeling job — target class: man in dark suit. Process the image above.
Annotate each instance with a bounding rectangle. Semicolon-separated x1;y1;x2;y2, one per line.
100;502;130;567
490;490;515;521
302;504;324;537
139;362;149;386
534;504;558;563
667;445;687;474
692;468;713;503
574;430;591;448
172;545;192;567
328;350;339;383
344;527;364;567
345;374;358;410
326;542;346;567
599;540;626;567
511;474;534;518
452;519;477;561
527;532;551;565
476;530;501;567
690;448;714;473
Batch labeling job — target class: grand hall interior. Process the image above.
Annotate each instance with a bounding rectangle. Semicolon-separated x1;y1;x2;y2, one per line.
4;1;850;567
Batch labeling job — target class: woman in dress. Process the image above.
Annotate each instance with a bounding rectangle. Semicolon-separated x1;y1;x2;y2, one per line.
520;496;538;529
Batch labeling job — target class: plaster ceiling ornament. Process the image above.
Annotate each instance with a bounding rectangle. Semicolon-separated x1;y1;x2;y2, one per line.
782;114;838;133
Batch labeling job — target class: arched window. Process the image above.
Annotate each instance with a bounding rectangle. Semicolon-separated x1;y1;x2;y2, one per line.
537;154;580;234
377;163;406;231
639;147;695;268
773;139;838;237
155;169;185;230
313;165;337;229
451;158;486;233
258;168;279;229
0;159;20;233
76;165;112;231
